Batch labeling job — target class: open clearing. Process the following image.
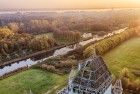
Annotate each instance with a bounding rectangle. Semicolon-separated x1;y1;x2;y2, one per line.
104;37;140;76
0;69;68;94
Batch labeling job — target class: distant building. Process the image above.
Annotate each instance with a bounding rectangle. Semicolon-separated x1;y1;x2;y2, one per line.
82;33;92;39
58;52;123;94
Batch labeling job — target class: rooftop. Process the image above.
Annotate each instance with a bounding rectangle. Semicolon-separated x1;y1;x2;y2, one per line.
71;55;112;94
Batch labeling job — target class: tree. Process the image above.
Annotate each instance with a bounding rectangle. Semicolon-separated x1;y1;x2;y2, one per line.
30;35;56;51
0;27;14;39
8;23;19;33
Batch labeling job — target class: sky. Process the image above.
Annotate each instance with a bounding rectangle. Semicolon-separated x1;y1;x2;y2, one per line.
0;0;140;9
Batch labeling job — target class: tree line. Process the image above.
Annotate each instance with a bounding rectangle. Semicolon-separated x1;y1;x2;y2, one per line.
0;27;56;63
53;29;81;44
83;28;136;57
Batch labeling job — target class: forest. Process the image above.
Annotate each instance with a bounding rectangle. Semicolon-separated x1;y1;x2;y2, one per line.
0;9;139;63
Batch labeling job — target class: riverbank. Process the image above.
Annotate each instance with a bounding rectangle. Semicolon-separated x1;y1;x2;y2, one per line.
0;35;94;68
0;28;128;78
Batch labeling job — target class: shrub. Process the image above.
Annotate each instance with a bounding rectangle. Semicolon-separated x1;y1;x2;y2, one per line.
41;64;56;72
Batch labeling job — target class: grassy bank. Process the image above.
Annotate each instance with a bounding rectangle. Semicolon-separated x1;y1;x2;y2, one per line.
0;69;68;94
103;37;140;77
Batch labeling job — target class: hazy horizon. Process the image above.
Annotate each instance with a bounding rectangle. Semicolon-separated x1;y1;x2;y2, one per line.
0;0;140;9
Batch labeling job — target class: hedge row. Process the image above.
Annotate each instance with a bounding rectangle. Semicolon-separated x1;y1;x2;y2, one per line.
83;28;136;57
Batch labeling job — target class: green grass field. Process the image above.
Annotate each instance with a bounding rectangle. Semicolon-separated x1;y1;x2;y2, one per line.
103;37;140;77
0;69;68;94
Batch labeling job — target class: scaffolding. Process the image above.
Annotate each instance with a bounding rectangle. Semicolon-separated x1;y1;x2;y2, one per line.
69;55;112;94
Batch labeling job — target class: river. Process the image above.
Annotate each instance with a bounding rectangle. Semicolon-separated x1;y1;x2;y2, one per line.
0;27;127;77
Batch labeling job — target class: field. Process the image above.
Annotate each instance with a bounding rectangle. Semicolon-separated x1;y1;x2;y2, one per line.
103;37;140;77
0;69;68;94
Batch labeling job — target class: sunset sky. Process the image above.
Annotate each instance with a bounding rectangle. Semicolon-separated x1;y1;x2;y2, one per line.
0;0;140;9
